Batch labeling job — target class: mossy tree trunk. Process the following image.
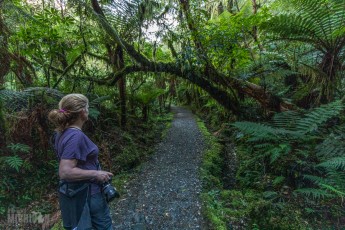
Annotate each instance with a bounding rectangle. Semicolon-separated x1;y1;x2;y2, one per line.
115;46;127;128
0;9;8;147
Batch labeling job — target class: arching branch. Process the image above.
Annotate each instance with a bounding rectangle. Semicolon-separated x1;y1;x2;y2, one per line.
90;0;295;113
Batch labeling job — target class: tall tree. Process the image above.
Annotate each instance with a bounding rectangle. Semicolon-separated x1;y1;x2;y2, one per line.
0;7;8;146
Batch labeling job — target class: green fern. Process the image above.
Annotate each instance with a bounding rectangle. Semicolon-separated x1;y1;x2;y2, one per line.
303;174;328;186
2;155;24;172
268;144;291;164
7;143;31;154
303;174;345;198
264;0;345;43
233;99;345;202
272;110;301;130
316;131;345;158
296;100;344;134
319;183;345;198
87;96;112;120
232;121;302;142
262;0;345;102
318;157;345;170
294;188;334;199
89;95;112;107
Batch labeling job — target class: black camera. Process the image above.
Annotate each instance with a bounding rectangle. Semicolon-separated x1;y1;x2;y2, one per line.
101;180;120;203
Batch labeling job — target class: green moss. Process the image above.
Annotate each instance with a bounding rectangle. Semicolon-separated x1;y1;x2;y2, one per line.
50;220;64;230
197;119;228;229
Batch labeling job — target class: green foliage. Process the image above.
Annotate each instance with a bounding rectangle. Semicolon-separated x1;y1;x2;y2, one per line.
261;0;345;102
3;0;345;228
0;143;30;172
88;95;112;120
7;143;31;154
134;84;166;105
296;100;344;134
318;157;345;170
197;119;226;229
115;145;142;170
2;155;24;172
231;99;345;228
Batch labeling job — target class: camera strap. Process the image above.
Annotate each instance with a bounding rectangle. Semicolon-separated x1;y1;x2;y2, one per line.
59;180;90;197
96;161;101;171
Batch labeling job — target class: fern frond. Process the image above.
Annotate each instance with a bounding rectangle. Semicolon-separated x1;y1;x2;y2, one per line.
294;188;334;199
303;174;327;186
296;100;344;134
232;121;303;142
7;143;31;154
318;157;345;170
301;175;345;197
2;155;24;172
264;0;345;44
0;89;30;111
316;133;345;158
272;110;301;130
319;183;345;198
23;87;64;99
268;144;291;164
253;143;274;150
89;95;112;106
326;170;345;190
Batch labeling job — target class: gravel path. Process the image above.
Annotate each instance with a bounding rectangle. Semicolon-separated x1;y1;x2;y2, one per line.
111;106;206;230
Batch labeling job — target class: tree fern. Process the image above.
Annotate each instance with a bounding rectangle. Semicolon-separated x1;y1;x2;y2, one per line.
0;88;63;111
262;0;345;102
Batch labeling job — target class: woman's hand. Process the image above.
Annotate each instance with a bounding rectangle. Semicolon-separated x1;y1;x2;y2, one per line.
94;170;114;183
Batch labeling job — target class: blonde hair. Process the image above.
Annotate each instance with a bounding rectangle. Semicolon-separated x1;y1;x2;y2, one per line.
48;94;89;131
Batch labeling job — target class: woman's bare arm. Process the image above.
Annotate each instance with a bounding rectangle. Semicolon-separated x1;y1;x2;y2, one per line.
59;159;113;183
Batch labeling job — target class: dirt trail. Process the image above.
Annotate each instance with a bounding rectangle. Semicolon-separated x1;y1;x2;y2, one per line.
111;106;206;230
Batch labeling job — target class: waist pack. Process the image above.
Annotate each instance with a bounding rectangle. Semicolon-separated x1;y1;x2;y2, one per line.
59;180;90;197
58;181;92;229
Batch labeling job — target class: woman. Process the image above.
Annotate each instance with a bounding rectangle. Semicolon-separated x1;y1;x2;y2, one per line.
48;94;113;230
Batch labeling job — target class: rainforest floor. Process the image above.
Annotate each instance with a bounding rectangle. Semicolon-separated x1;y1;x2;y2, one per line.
111;106;207;230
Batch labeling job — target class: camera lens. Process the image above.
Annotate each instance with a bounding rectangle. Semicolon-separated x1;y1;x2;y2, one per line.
102;182;120;203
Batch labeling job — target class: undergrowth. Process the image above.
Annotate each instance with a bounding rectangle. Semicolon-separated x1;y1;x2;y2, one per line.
197;119;227;229
197;100;345;229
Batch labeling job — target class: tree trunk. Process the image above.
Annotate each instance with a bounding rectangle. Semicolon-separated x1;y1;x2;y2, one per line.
0;9;8;147
115;46;127;128
227;0;234;13
0;9;10;83
251;0;263;51
142;105;148;122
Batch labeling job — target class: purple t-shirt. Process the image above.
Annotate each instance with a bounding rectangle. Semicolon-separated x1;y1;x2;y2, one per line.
54;128;101;195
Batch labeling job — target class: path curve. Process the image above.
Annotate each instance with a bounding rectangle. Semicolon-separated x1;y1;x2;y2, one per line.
111;106;206;229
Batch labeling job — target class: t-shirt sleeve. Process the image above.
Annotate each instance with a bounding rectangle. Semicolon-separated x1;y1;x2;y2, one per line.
60;133;92;162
